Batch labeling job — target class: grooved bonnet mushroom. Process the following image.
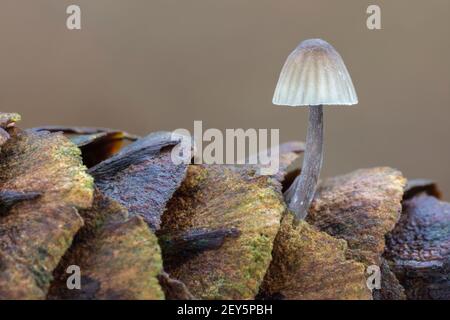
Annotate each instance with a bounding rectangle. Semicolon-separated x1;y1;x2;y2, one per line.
273;38;358;221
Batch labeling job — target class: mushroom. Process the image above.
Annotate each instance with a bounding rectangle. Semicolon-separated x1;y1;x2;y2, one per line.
273;39;358;221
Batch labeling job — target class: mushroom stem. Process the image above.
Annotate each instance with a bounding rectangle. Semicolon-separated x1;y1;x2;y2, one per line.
285;105;323;221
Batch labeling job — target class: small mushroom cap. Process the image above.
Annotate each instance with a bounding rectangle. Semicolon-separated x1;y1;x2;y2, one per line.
273;39;358;107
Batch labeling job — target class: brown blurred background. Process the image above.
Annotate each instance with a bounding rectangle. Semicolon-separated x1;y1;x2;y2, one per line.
0;0;449;198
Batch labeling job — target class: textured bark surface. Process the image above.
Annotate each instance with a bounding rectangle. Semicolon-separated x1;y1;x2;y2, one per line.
372;258;406;300
160;228;241;267
72;132;135;168
385;195;450;300
271;141;304;184
49;190;164;300
31;125;138;136
0;112;21;147
403;179;442;201
0;128;9;146
307;167;406;267
259;214;371;300
0;112;21;128
90;131;189;231
249;140;304;192
32;126;139;168
0;190;41;216
0;130;94;299
159;164;285;299
158;272;196;300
